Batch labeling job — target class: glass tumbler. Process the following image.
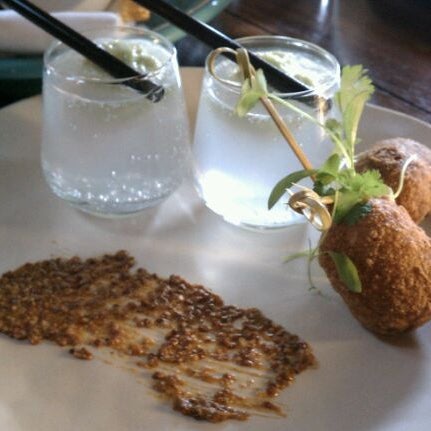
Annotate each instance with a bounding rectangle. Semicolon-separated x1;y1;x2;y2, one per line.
42;26;191;216
193;36;340;230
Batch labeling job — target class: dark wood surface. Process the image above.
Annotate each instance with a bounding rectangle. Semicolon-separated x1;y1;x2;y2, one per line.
176;0;431;123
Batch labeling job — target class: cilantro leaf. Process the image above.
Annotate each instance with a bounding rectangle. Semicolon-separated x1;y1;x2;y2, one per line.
336;65;374;114
336;65;374;160
342;169;390;197
333;169;390;222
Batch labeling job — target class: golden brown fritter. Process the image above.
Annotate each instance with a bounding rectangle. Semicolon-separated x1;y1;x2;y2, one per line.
319;197;431;335
356;138;431;223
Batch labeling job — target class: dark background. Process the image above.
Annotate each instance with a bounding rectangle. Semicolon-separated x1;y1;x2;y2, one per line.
1;0;430;122
176;0;431;123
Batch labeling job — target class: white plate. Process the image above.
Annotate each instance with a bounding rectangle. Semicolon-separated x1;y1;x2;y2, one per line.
33;0;111;11
0;68;430;431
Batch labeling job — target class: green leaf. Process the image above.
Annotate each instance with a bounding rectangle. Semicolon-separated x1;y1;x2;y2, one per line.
254;69;268;93
337;65;374;114
344;169;390;197
235;69;268;117
341;202;372;225
336;65;374;159
333;169;390;222
268;169;317;210
323;65;375;168
325;118;343;144
325;118;342;132
343;90;373;150
235;81;260;117
315;173;335;186
329;252;362;293
315;153;341;185
320;153;341;176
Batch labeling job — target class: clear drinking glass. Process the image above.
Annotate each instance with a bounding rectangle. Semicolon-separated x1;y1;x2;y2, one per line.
193;36;340;230
42;26;191;216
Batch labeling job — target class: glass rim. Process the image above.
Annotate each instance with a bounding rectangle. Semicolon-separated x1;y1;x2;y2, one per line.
43;25;177;84
205;35;340;98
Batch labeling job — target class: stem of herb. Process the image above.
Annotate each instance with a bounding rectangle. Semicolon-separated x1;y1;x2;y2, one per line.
269;94;352;167
394;154;417;199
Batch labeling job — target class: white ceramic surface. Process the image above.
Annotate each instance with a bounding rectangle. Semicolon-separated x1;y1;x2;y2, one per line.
0;68;430;431
0;1;114;53
34;0;111;11
0;11;122;53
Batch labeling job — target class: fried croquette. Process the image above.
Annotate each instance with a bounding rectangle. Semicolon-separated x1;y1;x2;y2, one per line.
356;138;431;223
319;197;431;335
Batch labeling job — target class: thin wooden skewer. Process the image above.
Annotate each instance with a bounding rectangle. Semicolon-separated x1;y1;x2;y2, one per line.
259;97;314;172
235;48;314;173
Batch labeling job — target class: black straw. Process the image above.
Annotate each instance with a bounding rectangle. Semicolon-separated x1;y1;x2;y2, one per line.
2;0;164;102
133;0;310;94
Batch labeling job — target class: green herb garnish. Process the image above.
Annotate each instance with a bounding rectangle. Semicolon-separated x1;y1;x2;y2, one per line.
263;65;391;221
235;69;269;117
237;64;391;221
332;169;391;223
236;64;391;293
284;240;321;291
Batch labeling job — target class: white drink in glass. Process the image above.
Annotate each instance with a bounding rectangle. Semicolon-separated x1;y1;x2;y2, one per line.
193;36;340;230
42;27;191;216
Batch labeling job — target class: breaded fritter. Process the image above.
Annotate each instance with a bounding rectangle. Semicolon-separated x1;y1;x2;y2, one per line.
319;197;431;335
356;138;431;223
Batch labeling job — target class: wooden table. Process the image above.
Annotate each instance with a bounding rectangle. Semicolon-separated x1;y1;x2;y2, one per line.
176;0;431;124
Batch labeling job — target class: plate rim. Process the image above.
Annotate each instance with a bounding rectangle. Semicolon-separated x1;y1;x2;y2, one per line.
1;65;431;431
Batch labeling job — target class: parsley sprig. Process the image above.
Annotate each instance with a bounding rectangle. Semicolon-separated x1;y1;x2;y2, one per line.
250;65;392;224
236;64;393;293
